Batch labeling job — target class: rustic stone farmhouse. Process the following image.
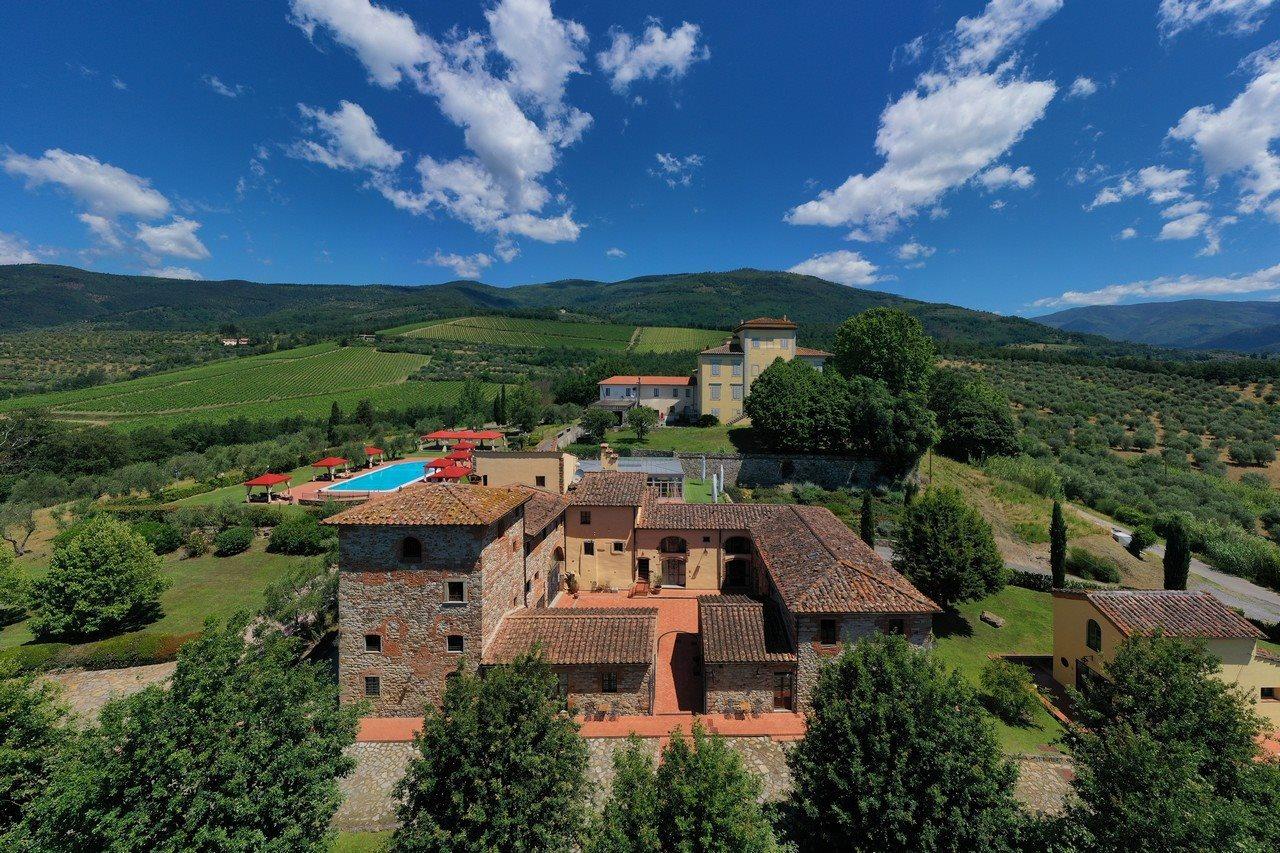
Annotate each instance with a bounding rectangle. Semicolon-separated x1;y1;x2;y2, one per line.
328;474;938;718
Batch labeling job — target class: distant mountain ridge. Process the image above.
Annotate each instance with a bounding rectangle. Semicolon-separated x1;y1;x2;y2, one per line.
1038;299;1280;352
0;263;1085;348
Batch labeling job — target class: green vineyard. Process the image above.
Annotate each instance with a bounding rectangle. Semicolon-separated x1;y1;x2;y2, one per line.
0;343;490;429
395;316;726;354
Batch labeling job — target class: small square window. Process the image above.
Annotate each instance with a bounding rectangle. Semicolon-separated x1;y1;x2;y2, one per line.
584;541;595;556
445;580;466;603
535;475;546;488
1263;687;1277;701
364;676;381;696
481;475;488;485
447;635;464;654
580;511;592;525
601;671;618;693
819;619;839;645
364;634;382;653
883;619;905;636
612;541;624;553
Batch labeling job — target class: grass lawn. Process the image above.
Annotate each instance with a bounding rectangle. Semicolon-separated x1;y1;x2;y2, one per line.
931;585;1066;755
0;538;312;652
605;423;752;454
684;478;730;504
332;831;392;852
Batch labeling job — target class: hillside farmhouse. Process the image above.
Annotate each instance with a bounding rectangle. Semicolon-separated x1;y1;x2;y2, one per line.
595;316;831;425
327;473;937;718
1053;589;1280;725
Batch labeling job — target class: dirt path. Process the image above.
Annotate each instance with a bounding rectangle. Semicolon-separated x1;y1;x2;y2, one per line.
41;662;177;722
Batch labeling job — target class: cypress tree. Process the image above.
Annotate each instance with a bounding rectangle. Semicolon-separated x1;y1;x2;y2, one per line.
1049;500;1067;588
1164;519;1191;590
859;491;875;548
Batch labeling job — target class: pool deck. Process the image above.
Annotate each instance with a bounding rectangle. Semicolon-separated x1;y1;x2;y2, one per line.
283;457;431;504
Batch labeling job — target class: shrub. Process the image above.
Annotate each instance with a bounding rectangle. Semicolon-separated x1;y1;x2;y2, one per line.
697;414;720;427
267;516;329;556
1126;525;1157;559
0;547;25;625
132;520;182;555
894;487;1006;608
27;516;169;641
1066;547;1121;584
979;658;1038;726
213;525;254;557
184;530;210;558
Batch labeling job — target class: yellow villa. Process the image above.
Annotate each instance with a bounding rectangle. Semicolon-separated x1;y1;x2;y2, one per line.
1052;589;1280;726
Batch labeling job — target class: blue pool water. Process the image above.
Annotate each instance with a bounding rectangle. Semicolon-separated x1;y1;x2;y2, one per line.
324;461;428;492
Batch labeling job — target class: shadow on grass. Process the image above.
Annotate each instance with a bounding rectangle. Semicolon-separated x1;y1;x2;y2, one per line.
933;608;973;639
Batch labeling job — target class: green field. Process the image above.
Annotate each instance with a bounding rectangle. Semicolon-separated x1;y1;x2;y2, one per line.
0;343;496;429
632;326;728;353
403;316;635;351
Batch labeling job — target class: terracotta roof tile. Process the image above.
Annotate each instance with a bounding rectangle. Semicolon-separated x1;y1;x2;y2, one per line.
323;483;529;526
483;608;657;665
749;505;939;614
735;317;797;331
1086;590;1264;640
700;595;795;663
568;471;648;506
516;486;567;535
598;375;695;386
638;502;782;530
795;346;832;357
699;341;741;355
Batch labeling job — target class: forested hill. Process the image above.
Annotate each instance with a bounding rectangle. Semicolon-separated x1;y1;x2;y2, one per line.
1;263;1080;347
1038;299;1280;352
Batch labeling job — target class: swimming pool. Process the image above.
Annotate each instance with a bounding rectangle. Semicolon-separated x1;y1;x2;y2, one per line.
323;461;429;493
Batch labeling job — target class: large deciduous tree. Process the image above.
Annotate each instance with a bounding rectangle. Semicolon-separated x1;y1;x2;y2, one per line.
894;487;1005;608
393;651;589;852
581;407;617;442
833;307;936;395
788;635;1022;851
927;369;1019;461
508;384;545;434
1065;635;1280;851
27;516;168;640
626;405;659;442
0;663;68;840
18;619;358;851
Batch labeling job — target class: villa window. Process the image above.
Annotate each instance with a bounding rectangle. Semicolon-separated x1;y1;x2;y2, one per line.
584;541;595;556
364;676;381;697
752;338;760;348
1262;687;1276;701
580;511;592;525
883;618;906;636
400;536;423;563
612;541;624;553
710;384;721;401
711;361;721;376
732;385;743;401
1086;619;1102;653
732;362;742;376
445;580;466;604
364;634;382;653
536;475;546;488
604;387;611;397
782;338;790;349
819;619;839;645
447;635;464;654
601;671;618;693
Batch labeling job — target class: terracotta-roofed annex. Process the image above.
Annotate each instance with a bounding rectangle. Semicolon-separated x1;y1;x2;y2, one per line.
568;470;648;506
750;504;940;614
517;486;568;535
700;595;795;663
699;341;739;355
598;375;695;386
1086;590;1265;640
324;483;529;526
735;316;797;331
483;608;657;665
795;346;833;357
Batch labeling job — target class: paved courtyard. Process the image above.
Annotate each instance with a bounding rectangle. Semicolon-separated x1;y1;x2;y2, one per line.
40;661;176;722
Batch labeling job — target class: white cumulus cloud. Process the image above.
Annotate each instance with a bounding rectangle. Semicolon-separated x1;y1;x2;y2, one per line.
1033;261;1280;307
143;266;203;280
1158;0;1276;38
1087;165;1192;208
1117;226;1138;239
290;100;404;171
135;217;210;260
945;0;1064;74
77;212;124;249
0;231;43;264
896;241;936;261
597;20;709;93
289;0;432;89
426;250;494;279
203;75;246;98
788;250;881;286
605;247;626;258
2;148;170;218
650;152;704;187
977;164;1035;191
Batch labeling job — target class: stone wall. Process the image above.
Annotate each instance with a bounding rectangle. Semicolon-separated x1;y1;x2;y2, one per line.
631;450;880;489
337;511;524;716
793;613;933;711
704;662;795;714
524;518;564;608
562;663;653;716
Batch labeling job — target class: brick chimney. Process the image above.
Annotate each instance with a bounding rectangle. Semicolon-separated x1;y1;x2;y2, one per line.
600;443;619;471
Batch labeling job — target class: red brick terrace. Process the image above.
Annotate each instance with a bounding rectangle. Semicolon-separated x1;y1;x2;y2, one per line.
357;588;808;743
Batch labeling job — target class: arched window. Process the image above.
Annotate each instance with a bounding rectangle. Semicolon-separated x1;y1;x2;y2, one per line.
659;536;687;554
1086;619;1102;653
400;536;423;563
724;535;751;555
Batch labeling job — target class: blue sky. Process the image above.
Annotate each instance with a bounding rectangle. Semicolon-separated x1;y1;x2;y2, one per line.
1;1;1278;315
